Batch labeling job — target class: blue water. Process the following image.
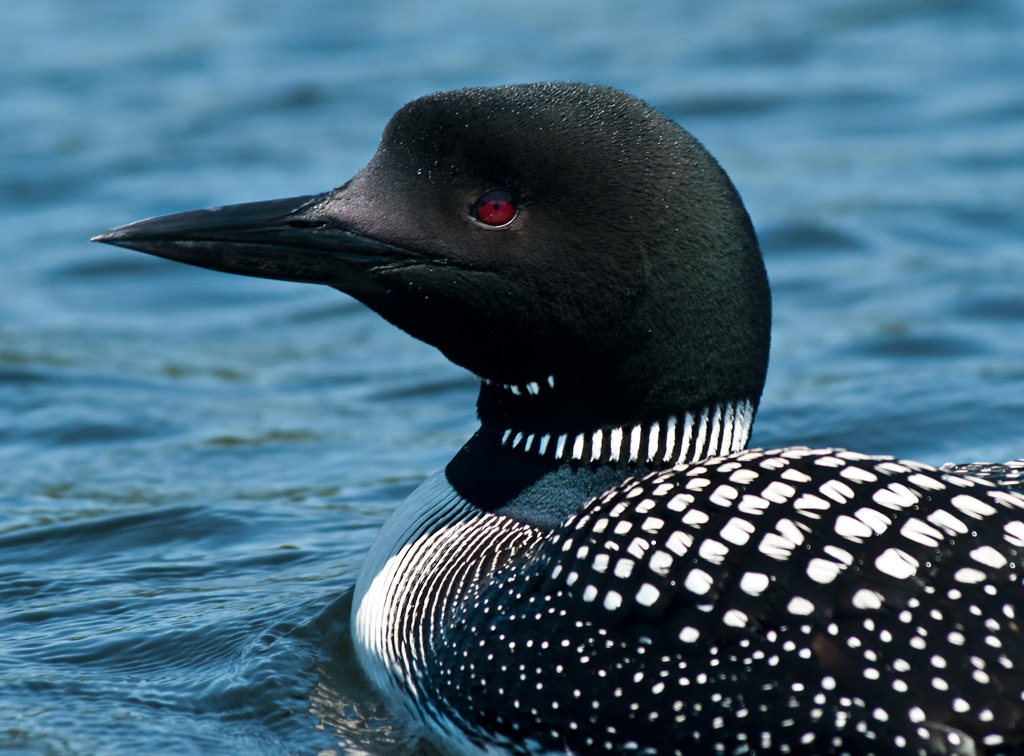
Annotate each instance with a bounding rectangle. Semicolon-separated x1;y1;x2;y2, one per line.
2;0;1023;753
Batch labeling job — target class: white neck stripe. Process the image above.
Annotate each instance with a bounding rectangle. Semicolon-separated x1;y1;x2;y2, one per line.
496;400;754;465
483;374;556;398
609;427;623;462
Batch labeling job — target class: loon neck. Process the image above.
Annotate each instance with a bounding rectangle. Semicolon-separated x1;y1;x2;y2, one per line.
478;387;755;467
444;395;756;531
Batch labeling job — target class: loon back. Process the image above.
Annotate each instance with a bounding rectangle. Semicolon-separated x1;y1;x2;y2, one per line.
94;83;1024;756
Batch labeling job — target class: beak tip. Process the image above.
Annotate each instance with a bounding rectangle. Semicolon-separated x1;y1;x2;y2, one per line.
91;225;130;245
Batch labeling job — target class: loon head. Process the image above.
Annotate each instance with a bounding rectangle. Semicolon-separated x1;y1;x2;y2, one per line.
94;82;770;451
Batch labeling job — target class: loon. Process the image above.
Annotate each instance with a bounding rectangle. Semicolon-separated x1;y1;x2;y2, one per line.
93;83;1024;756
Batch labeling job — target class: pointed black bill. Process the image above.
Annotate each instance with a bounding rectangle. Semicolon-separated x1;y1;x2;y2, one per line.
91;193;416;288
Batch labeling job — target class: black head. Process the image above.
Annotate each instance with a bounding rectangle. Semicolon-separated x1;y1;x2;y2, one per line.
93;82;770;438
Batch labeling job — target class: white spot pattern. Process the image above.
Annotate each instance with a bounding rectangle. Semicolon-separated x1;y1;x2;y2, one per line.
356;447;1024;756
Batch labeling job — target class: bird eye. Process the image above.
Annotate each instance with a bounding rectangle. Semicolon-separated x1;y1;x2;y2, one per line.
472;189;518;227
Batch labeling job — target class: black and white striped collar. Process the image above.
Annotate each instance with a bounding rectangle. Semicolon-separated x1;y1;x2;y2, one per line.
489;400;754;467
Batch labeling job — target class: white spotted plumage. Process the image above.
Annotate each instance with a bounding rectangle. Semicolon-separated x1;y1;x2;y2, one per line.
355;444;1024;755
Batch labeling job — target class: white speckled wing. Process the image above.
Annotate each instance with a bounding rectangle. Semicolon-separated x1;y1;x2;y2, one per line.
431;447;1024;755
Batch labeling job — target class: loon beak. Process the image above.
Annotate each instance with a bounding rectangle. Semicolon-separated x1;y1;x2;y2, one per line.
91;192;413;289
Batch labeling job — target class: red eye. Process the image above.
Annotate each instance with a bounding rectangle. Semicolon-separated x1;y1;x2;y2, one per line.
473;189;518;226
